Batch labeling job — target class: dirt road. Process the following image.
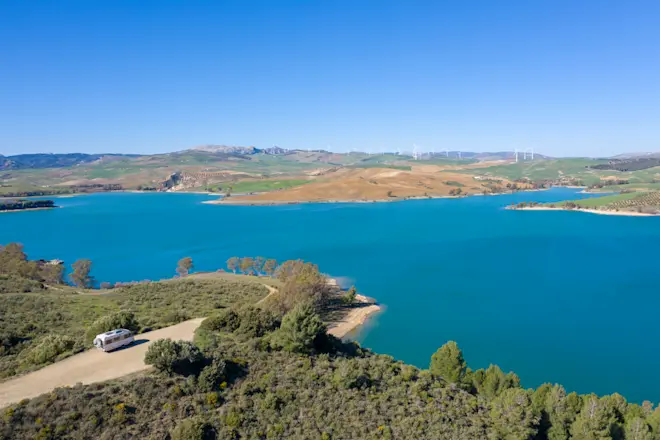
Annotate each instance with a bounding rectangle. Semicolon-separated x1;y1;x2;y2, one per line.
0;318;204;409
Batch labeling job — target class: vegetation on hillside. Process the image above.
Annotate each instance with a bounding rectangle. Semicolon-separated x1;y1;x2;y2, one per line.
512;191;660;214
3;298;660;439
0;244;270;378
0;199;55;211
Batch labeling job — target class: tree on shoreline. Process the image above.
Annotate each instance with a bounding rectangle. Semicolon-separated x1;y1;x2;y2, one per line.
263;259;277;276
176;257;193;277
226;257;239;274
239;257;255;275
254;256;266;275
70;259;94;288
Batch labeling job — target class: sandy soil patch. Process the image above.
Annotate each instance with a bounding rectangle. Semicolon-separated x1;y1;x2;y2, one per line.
327;295;382;339
512;206;657;217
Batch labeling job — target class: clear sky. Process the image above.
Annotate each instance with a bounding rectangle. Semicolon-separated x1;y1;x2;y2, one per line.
2;0;660;157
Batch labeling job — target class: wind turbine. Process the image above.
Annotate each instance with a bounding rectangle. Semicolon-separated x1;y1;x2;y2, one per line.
412;144;420;160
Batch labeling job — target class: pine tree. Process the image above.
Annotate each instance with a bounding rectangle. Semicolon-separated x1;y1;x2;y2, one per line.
429;341;466;384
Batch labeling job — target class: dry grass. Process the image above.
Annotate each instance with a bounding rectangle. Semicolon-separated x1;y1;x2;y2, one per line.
218;166;523;203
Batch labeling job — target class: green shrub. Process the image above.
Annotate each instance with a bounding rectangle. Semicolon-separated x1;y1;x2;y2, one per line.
199;309;240;333
271;303;326;354
85;311;139;344
170;417;215;440
163;310;191;324
0;275;44;293
197;359;227;392
22;335;76;366
235;306;280;338
144;339;204;376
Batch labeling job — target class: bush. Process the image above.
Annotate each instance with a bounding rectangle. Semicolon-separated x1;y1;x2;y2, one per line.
85;311;140;344
163;310;191;325
343;286;357;305
0;275;45;293
170;417;216;440
199;309;241;333
22;334;75;366
197;359;227;392
271;303;326;354
235;306;280;338
144;339;205;376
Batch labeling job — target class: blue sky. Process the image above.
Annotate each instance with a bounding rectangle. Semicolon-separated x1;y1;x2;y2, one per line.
1;0;659;157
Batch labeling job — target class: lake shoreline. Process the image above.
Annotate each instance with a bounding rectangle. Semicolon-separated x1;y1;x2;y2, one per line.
327;294;382;339
0;207;57;214
202;188;548;206
509;206;657;217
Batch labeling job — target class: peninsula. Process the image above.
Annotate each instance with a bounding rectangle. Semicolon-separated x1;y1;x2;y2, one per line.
507;191;660;216
0;199;56;213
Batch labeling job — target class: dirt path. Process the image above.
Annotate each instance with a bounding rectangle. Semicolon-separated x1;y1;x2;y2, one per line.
0;318;204;409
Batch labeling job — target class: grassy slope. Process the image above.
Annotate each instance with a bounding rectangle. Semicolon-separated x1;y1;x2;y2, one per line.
555;192;643;207
224;179;311;193
462;158;609;183
548;191;660;212
0;275;268;379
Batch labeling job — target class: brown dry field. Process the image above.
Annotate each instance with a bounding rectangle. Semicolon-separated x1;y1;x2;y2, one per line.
220;163;525;204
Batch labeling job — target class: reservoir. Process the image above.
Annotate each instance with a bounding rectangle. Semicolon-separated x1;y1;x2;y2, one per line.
1;188;659;403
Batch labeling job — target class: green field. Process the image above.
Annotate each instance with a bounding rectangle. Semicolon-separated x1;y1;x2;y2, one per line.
464;158;609;183
418;158;478;166
223;179;311;193
556;192;642;208
347;163;412;171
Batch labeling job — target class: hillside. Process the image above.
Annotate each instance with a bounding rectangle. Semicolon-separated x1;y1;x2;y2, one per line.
2;245;660;439
509;191;660;216
3;149;660;205
213;165;527;204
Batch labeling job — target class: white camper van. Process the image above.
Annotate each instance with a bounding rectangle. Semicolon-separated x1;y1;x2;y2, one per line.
93;329;134;352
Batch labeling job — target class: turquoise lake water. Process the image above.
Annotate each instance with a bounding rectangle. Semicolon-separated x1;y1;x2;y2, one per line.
1;188;659;403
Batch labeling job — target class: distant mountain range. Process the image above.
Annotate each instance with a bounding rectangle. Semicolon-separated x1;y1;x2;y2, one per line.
0;153;140;170
2;147;657;171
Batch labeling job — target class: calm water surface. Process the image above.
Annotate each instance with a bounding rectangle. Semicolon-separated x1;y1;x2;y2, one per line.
1;188;659;402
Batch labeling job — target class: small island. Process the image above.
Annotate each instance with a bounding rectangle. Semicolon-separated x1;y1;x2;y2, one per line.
0;199;57;213
507;191;660;216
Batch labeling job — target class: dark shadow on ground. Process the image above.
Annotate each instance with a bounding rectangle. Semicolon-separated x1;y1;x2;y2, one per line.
109;339;149;352
320;295;378;323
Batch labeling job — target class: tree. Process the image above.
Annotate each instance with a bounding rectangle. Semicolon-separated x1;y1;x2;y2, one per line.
624;417;652;440
570;395;619;440
263;259;277;276
253;256;266;275
273;259;331;312
239;257;255;275
176;257;193;277
471;364;520;399
70;259;94;288
226;257;239;274
533;384;581;440
343;286;357;304
144;339;204;376
41;263;65;285
489;388;540;440
429;341;466;385
272;303;326;354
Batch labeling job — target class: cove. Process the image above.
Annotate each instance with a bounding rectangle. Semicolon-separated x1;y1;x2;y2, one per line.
1;188;659;403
